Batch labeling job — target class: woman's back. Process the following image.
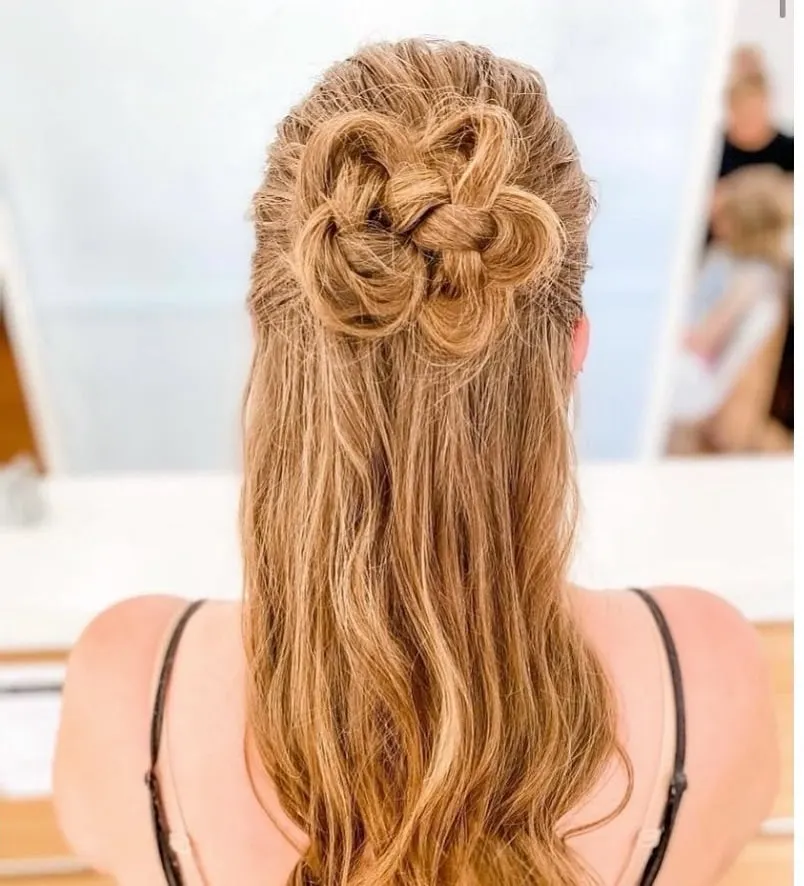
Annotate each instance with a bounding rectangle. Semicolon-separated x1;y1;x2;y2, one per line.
54;39;778;886
55;587;776;885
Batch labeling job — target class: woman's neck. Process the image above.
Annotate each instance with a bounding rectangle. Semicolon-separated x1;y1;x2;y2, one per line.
728;124;778;152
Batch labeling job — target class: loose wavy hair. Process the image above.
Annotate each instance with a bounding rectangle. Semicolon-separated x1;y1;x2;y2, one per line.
242;38;628;886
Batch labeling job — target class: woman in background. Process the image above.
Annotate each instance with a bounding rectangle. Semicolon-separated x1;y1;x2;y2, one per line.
718;47;793;181
54;40;777;886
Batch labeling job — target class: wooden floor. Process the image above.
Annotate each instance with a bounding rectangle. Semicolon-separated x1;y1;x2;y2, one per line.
1;624;792;885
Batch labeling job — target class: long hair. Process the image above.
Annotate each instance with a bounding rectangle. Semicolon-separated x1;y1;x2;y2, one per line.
242;39;629;885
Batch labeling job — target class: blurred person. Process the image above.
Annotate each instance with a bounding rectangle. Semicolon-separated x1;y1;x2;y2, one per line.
53;40;778;886
669;165;793;454
705;46;793;243
719;46;793;179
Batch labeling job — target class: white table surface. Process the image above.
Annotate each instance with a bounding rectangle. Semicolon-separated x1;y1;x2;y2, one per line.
0;457;793;651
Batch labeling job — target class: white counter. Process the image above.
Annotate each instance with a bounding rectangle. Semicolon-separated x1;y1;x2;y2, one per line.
0;457;793;651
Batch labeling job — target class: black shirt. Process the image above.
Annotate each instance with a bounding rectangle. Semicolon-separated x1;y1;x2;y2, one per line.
718;130;794;179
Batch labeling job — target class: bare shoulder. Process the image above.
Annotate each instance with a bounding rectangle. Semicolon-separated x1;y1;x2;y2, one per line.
53;595;190;870
649;585;777;766
579;584;770;689
647;586;780;885
649;585;774;700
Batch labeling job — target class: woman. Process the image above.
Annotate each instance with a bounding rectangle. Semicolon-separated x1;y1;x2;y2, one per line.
54;40;778;886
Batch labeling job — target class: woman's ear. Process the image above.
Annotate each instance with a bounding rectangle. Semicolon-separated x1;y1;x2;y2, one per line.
572;314;590;375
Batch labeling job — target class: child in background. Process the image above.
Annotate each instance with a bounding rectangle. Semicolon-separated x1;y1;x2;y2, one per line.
667;164;793;454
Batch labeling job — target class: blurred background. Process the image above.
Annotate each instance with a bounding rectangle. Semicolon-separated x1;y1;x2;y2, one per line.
2;0;784;474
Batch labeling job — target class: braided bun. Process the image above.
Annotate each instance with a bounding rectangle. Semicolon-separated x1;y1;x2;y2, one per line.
292;105;565;357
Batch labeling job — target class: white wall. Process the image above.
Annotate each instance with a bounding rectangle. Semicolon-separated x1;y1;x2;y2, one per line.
733;0;794;129
0;459;793;650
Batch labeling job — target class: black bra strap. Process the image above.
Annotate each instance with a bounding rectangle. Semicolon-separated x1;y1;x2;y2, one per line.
145;600;205;886
630;588;688;885
148;600;206;769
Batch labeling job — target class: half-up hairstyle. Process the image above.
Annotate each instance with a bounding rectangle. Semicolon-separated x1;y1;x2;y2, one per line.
242;38;629;886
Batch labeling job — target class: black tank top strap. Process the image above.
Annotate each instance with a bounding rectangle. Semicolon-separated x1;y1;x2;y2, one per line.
141;593;687;884
144;599;206;886
630;588;689;886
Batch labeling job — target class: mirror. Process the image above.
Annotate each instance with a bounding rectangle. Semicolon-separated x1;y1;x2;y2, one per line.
0;0;734;473
653;0;794;457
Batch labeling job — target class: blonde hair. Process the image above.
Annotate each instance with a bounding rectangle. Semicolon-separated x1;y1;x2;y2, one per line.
730;44;766;81
242;39;628;885
728;70;769;103
717;165;793;265
727;45;768;100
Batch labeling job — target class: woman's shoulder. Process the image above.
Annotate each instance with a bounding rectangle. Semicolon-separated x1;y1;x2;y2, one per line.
580;584;770;685
602;585;775;751
58;595;193;736
647;585;768;667
52;595;199;871
587;586;779;884
66;594;191;667
653;586;779;882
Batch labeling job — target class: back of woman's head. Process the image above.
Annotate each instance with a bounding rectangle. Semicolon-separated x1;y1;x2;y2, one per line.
730;44;766;82
242;39;625;886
